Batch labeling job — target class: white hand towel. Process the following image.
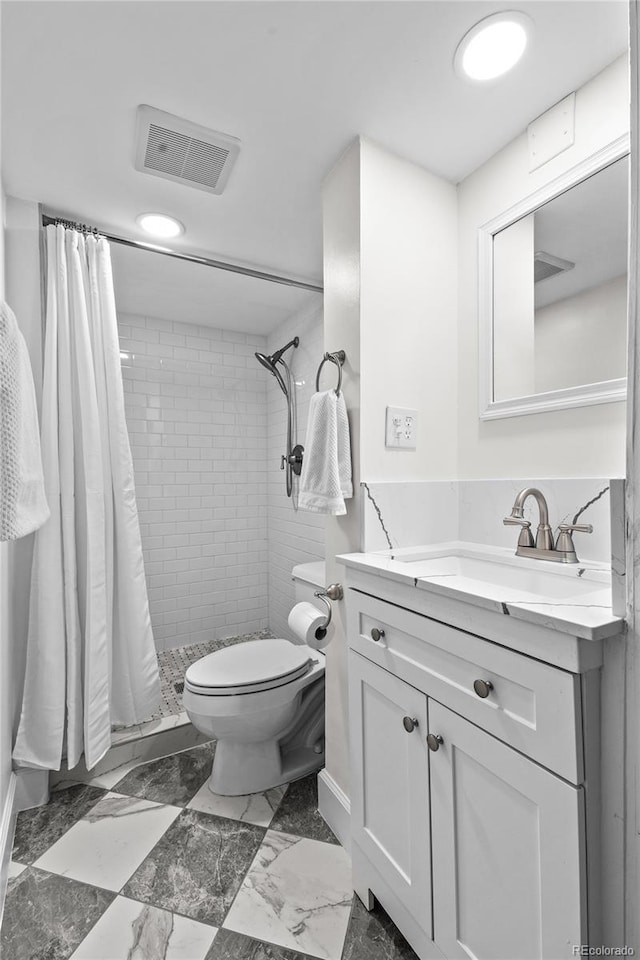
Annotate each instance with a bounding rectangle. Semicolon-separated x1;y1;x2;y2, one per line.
0;300;50;541
299;389;352;515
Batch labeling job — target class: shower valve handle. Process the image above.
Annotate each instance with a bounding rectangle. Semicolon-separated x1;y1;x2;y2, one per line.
281;446;304;476
280;446;304;474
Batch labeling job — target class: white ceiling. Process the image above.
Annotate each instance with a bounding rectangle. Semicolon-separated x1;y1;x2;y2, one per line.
1;0;629;332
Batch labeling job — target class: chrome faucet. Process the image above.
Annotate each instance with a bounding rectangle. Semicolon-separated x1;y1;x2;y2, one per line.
503;487;592;563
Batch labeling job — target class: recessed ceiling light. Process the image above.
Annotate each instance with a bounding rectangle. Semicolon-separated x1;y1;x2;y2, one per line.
136;213;184;239
454;11;532;82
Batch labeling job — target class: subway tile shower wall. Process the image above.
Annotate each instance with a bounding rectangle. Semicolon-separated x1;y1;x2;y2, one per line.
119;313;269;652
266;302;325;640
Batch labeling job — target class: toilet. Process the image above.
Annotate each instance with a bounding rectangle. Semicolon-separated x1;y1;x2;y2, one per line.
183;561;327;796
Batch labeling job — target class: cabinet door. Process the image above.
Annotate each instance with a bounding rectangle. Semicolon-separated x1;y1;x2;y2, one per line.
429;700;586;960
349;651;432;939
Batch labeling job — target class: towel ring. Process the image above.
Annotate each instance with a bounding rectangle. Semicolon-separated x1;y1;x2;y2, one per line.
315;350;346;394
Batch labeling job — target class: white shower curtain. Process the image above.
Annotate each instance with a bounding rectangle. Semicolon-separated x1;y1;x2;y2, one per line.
13;225;160;771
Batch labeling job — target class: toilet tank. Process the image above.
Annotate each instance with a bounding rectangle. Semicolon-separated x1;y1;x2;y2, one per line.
292;561;325;610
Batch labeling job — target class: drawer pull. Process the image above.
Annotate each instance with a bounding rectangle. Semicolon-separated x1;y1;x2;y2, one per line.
473;679;494;699
427;733;444;752
371;628;385;642
402;716;419;733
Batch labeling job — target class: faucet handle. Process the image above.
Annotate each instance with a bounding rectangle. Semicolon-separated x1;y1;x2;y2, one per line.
558;523;593;534
555;523;592;561
503;516;535;548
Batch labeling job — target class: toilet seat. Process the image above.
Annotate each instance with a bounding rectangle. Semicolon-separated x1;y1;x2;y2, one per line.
184;639;315;696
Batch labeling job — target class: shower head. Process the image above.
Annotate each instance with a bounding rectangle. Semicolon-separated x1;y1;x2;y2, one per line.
255;351;288;395
254;336;299;396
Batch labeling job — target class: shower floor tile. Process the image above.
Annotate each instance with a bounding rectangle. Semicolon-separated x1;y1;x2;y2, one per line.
4;750;419;960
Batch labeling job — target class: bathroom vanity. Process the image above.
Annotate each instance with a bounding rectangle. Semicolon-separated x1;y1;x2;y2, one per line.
338;543;625;960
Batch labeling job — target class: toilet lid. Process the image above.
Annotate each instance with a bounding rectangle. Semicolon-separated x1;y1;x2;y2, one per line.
184;639;314;695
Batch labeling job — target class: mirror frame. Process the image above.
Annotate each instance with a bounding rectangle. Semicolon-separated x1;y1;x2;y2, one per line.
478;133;630;420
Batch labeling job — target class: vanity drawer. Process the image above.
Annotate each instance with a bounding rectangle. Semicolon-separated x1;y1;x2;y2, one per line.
348;590;583;783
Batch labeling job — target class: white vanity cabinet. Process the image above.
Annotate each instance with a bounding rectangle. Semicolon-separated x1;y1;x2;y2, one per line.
429;698;584;960
345;578;604;960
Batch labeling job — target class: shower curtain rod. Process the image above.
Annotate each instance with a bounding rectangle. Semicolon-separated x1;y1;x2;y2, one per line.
41;214;324;294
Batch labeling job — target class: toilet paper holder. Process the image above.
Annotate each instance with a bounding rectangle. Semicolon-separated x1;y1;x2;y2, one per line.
313;583;344;630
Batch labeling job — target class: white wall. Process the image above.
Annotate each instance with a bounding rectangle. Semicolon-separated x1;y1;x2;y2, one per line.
323;139;362;800
266;300;325;641
535;274;627;392
457;55;629;479
119;313;269;651
321;137;459;800
359;138;458;481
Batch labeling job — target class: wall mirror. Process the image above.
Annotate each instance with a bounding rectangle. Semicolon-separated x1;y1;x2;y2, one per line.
479;136;629;420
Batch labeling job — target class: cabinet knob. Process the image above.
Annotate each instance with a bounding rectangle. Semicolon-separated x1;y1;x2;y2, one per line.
402;716;418;733
371;628;385;642
473;679;494;699
426;733;444;752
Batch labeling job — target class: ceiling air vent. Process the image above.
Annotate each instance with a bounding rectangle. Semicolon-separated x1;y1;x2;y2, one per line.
135;105;240;195
534;251;575;283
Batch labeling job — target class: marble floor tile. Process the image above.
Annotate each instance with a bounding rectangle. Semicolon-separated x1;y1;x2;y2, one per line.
86;758;146;790
7;861;27;880
69;895;218;960
205;928;316;960
269;774;337;844
340;896;420;960
188;782;286;828
12;783;107;864
223;830;353;960
34;792;181;892
1;866;114;960
123;808;265;926
112;742;216;806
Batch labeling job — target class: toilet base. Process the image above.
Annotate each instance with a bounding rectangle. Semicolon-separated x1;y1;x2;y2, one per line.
208;738;325;796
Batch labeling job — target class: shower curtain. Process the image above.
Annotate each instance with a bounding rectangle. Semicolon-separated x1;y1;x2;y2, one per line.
13;225;160;771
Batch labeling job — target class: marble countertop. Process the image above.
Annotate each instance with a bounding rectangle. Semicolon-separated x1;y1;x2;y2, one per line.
337;541;625;641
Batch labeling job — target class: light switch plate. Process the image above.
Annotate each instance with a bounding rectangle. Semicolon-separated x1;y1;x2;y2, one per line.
385;407;417;449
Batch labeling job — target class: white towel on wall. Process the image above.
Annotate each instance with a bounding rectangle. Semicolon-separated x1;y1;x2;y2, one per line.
299;389;353;515
0;300;49;541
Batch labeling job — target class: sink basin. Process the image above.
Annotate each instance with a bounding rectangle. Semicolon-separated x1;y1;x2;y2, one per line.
376;543;610;603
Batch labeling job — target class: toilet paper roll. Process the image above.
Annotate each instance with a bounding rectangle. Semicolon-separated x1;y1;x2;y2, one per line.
288;602;331;650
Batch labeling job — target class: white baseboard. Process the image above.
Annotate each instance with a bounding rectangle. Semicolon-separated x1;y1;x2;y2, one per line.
0;772;18;930
318;768;351;854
